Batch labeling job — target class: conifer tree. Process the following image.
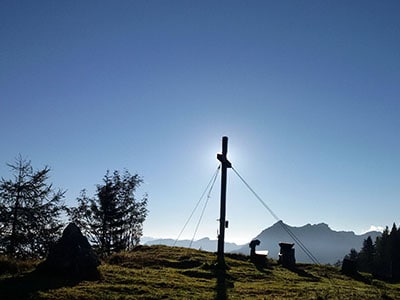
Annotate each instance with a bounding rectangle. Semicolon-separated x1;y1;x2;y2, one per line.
374;227;391;278
389;223;400;279
0;156;65;258
344;223;400;280
68;170;148;257
357;236;375;273
344;248;359;261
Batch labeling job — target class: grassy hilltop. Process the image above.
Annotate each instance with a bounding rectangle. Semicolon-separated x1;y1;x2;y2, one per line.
1;245;400;299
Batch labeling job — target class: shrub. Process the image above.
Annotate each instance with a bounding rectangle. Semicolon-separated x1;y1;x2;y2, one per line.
0;255;38;275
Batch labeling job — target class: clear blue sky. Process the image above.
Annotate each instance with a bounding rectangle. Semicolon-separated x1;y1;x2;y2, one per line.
1;1;399;244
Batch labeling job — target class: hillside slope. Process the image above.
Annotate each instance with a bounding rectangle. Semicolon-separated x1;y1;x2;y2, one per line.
1;245;399;299
145;237;241;252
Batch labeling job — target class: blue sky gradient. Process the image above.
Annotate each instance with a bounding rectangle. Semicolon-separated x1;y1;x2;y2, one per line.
1;1;399;244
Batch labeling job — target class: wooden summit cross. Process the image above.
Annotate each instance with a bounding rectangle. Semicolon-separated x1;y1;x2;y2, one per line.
217;136;232;265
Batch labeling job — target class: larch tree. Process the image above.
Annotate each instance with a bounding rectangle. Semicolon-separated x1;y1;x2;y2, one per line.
0;156;65;258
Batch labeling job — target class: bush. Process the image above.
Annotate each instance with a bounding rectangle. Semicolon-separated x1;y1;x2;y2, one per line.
0;255;38;275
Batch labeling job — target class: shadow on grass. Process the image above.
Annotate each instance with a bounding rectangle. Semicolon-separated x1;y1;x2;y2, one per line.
342;270;372;284
254;263;271;274
285;266;320;281
0;270;81;300
250;258;273;274
212;263;234;300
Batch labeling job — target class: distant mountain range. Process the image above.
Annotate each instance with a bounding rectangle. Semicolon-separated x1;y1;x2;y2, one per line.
142;221;381;264
235;221;381;264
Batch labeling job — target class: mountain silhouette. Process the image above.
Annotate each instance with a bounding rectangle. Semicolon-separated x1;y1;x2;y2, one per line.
143;222;381;264
235;221;381;264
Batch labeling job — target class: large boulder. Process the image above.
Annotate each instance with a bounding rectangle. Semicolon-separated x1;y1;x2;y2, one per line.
37;223;100;281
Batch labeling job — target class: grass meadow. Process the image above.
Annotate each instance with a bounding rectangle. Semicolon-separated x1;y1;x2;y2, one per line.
1;245;399;299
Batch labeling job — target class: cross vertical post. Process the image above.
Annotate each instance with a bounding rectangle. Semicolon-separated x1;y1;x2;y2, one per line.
217;136;232;266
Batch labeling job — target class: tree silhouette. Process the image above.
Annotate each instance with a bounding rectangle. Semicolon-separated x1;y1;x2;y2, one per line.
374;227;391;278
358;236;375;273
68;170;148;257
0;156;65;258
389;223;400;280
344;248;358;262
344;223;400;281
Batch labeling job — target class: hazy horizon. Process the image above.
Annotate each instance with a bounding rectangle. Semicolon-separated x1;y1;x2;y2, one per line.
142;220;385;245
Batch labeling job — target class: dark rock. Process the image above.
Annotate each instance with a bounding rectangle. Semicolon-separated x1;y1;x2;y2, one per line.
36;223;100;281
